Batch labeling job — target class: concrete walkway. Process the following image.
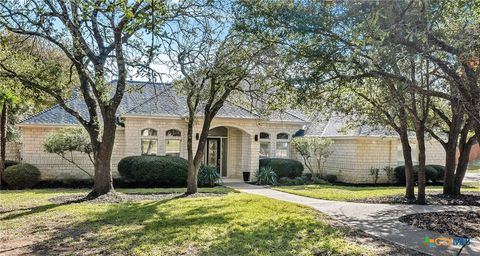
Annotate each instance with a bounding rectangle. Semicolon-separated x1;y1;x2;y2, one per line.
225;182;480;256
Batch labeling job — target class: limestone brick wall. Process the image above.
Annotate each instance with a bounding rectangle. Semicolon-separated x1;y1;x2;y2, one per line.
21;125;125;180
297;136;446;184
19;116;304;181
2;142;21;161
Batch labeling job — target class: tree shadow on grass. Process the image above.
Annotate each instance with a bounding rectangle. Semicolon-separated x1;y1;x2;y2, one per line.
30;195;235;255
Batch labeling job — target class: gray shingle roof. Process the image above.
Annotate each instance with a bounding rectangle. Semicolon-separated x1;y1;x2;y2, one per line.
305;115;397;137
19;81;307;125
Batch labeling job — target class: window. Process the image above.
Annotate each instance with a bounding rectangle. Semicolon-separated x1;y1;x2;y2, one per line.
260;132;270;139
276;132;289;158
141;128;158;155
260;142;270;158
259;132;271;158
166;129;182;157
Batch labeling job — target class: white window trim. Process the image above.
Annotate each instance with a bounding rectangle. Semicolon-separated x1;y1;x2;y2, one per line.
140;128;159;155
276;132;290;158
165;129;182;157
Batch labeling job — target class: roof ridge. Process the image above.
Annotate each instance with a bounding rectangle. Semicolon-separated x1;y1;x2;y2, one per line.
283;110;309;122
225;100;261;118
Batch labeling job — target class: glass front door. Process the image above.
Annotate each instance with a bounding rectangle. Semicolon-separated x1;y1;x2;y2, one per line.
206;138;221;173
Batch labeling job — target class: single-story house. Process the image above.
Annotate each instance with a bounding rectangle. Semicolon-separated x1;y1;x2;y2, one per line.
15;81;307;181
11;81;475;184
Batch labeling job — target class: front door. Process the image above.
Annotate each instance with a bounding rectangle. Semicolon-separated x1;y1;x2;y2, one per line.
206;138;221;174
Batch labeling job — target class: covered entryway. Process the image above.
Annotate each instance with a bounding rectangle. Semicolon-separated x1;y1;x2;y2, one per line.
204;126;256;179
205;127;228;177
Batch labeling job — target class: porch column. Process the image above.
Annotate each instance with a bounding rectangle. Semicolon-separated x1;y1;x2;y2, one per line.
248;132;260;181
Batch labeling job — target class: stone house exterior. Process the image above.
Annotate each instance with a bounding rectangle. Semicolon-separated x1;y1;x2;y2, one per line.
301;116;446;183
16;81;306;181
13;81;456;184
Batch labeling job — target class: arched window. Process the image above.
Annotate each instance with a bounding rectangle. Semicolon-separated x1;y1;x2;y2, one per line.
141;128;157;137
166;129;181;137
259;132;271;158
276;133;289;140
166;129;182;157
141;128;158;155
276;132;290;158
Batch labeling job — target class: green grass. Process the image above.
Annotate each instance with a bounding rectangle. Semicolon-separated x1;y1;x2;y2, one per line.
0;189;372;255
274;184;480;201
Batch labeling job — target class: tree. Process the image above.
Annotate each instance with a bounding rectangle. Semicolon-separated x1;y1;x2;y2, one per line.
161;1;275;194
236;0;420;199
292;137;333;177
43;127;94;179
0;90;17;189
0;1;169;197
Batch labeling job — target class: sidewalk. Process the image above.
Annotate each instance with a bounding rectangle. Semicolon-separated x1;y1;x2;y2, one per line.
225;182;480;256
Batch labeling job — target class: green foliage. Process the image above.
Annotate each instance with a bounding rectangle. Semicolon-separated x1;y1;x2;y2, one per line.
43;127;93;155
292;137;333;176
43;127;94;178
293;176;307;185
278;177;294;185
324;175;337;183
198;165;222;187
255;166;278;185
118;155;188;186
4;163;41;189
312;176;329;185
259;158;303;178
4;160;19;169
394;165;439;184
427;165;446;183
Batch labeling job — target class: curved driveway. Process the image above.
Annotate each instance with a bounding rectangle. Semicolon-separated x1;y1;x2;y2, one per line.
225;182;480;256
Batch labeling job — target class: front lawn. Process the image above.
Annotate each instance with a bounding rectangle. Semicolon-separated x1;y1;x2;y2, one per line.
274;183;480;201
0;188;373;255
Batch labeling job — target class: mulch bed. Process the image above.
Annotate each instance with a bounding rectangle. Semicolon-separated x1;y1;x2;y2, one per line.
399;211;480;238
355;192;480;206
49;192;226;204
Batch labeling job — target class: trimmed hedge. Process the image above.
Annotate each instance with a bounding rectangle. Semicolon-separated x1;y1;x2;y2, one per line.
4;163;41;189
394;165;438;184
259;158;304;178
5;160;19;169
427;165;446;183
118;155;188;186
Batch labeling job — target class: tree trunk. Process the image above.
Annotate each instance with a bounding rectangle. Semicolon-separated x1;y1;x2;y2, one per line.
186;116;197;194
0;100;7;189
399;130;415;199
416;124;427;205
454;137;477;195
442;143;457;195
88;123;116;197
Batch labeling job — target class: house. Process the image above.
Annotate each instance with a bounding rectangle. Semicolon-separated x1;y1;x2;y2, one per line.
302;115;447;183
14;81;468;184
16;81;307;181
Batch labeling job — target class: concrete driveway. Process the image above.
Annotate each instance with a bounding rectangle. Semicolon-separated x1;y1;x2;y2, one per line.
225;182;480;256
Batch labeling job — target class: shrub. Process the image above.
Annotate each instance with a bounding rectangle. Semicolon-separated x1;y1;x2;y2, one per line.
278;177;294;185
324;174;337;183
4;163;41;189
312;176;329;185
394;165;440;184
198;165;221;187
293;176;307;185
259;158;303;178
255;166;278;185
118;155;188;186
4;160;19;169
1;160;19;182
427;165;446;183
